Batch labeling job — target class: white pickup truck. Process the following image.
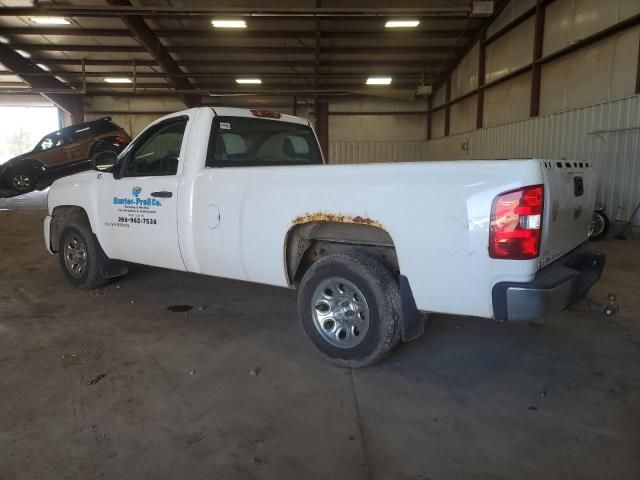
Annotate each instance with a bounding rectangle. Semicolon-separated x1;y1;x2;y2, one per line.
44;107;604;367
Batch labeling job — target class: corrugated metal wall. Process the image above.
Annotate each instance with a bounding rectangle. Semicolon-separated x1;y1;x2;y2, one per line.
330;94;640;225
330;141;429;164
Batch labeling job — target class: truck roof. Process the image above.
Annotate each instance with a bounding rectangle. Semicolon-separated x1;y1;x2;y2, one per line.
210;107;311;126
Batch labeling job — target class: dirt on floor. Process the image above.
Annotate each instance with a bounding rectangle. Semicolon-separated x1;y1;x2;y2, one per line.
0;197;639;480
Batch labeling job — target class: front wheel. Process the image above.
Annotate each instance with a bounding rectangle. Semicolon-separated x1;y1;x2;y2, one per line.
589;210;610;241
297;251;402;368
59;225;110;289
9;170;35;194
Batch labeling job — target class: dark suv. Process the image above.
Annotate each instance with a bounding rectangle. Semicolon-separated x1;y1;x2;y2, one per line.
0;117;130;195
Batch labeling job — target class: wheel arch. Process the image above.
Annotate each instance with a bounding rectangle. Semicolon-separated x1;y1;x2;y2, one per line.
284;218;398;286
50;205;93;252
7;158;46;178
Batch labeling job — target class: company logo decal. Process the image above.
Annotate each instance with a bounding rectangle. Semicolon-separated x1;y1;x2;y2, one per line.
113;186;162;207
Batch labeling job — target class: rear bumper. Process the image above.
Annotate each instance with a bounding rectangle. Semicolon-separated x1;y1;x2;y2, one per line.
492;250;605;321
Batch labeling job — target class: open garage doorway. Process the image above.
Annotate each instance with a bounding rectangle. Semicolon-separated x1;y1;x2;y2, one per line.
0;104;61;165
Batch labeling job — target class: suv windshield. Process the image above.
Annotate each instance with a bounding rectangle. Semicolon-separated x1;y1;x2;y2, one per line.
206;116;322;167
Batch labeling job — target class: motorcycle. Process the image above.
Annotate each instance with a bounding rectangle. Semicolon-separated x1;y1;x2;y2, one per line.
589;203;610;241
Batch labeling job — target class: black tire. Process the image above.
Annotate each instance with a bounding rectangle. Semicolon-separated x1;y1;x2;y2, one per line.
58;225;110;290
589;211;609;241
9;168;35;194
297;251;402;368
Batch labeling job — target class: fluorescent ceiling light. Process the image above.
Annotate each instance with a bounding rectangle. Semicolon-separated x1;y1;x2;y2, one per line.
385;20;420;28
15;49;31;58
0;35;9;44
30;17;71;25
36;63;50;71
104;77;132;84
236;78;262;84
212;19;247;28
366;76;392;85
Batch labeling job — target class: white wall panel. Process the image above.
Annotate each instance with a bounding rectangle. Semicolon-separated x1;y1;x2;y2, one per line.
431;108;446;139
450;94;477;135
330;96;427;113
485;15;534;83
85;95;185;136
544;0;640;55
329;114;426;142
486;0;536;38
330;141;429;164
433;83;447;108
484;71;531;127
540;27;640;115
450;41;479;100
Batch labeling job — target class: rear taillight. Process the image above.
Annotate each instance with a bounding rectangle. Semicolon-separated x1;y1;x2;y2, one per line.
489;185;544;260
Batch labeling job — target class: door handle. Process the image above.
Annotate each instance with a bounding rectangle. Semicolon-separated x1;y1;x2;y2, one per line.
151;191;173;198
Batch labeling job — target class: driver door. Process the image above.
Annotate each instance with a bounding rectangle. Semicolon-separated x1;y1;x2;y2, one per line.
98;116;189;271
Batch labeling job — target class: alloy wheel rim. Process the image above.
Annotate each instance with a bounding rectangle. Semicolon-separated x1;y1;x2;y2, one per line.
311;277;370;348
64;235;88;278
11;174;31;191
590;214;605;237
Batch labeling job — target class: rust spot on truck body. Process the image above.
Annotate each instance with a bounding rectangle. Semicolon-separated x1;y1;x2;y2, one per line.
292;212;384;229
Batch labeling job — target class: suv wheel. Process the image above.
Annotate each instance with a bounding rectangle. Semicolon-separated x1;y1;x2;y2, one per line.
10;170;34;193
297;251;402;368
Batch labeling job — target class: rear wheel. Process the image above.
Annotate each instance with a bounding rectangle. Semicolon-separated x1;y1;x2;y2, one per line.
297;251;401;368
589;211;609;241
59;225;109;289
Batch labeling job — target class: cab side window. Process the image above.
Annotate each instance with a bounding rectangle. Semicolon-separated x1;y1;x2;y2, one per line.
125;118;187;176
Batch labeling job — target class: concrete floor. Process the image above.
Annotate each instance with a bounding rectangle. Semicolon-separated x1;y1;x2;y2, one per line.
1;192;639;480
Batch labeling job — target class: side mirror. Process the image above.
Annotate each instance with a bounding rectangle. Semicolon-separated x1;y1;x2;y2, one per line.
92;150;118;172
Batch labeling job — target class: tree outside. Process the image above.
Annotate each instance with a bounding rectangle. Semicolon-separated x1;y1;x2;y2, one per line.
0;106;60;164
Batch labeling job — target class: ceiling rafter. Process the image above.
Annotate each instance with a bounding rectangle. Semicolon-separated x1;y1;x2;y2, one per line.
0;5;473;18
0;27;475;40
6;44;464;56
0;43;83;121
104;0;200;108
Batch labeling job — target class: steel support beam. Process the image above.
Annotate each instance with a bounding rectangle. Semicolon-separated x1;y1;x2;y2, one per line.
8;44;461;56
637;30;640;95
476;30;486;129
315;98;329;161
0;6;473;18
1;27;474;40
29;58;447;71
530;0;546;117
0;43;83;122
105;0;200;108
444;79;451;137
426;95;433;140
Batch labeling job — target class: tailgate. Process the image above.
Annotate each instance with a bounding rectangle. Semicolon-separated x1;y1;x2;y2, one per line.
539;160;596;268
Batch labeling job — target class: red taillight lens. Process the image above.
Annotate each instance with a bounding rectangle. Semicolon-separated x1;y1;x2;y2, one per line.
250;109;281;119
489;185;544;260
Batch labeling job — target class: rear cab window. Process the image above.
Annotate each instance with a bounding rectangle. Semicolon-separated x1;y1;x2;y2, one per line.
205;116;322;167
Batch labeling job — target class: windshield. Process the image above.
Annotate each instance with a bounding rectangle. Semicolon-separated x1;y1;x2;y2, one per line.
206;116;323;167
